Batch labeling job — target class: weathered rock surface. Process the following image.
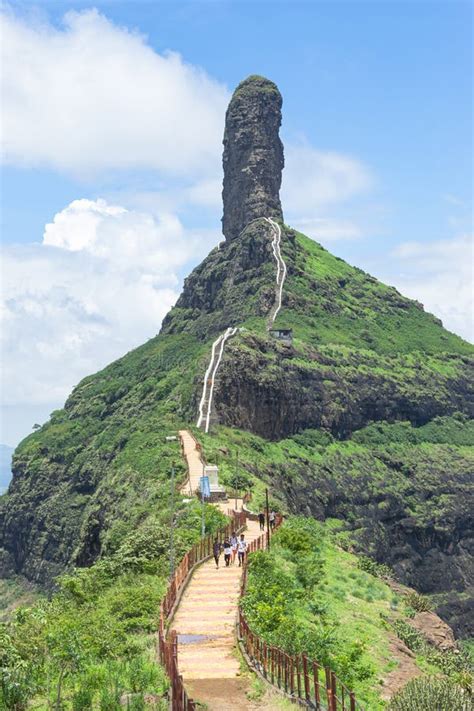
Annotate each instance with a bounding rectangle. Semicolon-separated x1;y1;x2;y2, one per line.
211;333;473;440
380;635;420;701
436;594;474;639
222;75;284;241
410;611;457;651
267;438;473;637
161;222;285;341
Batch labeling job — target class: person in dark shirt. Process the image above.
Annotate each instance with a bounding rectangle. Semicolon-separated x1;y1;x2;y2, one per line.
213;539;221;569
258;512;265;531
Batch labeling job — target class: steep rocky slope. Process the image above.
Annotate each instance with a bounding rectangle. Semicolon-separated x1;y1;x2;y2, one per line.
0;75;472;639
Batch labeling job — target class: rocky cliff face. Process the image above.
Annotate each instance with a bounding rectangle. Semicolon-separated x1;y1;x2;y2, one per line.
222;75;284;241
212;332;473;440
268;435;474;637
160;221;283;341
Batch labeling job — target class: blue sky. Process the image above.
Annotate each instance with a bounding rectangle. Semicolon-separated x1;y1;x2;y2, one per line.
1;0;472;446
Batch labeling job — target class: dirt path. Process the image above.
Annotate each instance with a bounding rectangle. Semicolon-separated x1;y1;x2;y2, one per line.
381;633;422;701
175;430;264;709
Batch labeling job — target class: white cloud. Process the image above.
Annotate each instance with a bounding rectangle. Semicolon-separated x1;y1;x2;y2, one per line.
1;7;228;177
42;198;195;271
281;142;374;244
186;178;223;209
442;193;466;207
389;233;473;342
282;143;373;214
1;199;219;431
291;217;362;241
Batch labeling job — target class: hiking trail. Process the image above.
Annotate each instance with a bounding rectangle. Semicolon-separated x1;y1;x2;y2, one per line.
196;327;238;433
196;217;286;433
174;430;263;710
265;217;287;327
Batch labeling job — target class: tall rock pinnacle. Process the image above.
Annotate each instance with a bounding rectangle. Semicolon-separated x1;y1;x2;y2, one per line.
222;75;284;241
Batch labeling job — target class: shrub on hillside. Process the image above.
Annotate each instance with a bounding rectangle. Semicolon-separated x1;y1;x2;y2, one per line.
388;676;472;711
392;619;425;653
404;591;431;612
357;555;391;578
276;526;313;553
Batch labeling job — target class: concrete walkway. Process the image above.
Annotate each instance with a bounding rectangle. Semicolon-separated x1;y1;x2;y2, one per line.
175;430;264;710
179;429;204;496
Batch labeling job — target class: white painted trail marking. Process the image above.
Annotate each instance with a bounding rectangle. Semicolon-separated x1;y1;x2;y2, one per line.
196;216;287;431
197;333;225;429
196;327;237;433
265;216;287;325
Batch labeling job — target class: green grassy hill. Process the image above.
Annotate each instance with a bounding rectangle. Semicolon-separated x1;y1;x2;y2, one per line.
0;222;472;708
1;222;471;592
241;517;472;710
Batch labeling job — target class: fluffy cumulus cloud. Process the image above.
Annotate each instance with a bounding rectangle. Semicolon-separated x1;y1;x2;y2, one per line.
1;7;228;177
388;233;473;342
281;143;374;242
1;199;218;443
288;217;362;241
283;143;373;212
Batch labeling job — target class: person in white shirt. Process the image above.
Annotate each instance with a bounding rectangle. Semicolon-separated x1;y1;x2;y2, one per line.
238;534;248;567
269;510;276;531
230;531;238;565
223;539;232;567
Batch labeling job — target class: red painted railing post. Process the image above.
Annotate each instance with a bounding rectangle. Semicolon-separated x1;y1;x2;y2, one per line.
325;667;333;709
302;655;311;702
296;655;302;699
331;671;338;711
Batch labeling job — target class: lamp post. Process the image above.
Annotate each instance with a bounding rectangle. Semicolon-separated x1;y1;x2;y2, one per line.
235;450;239;511
169;463;175;577
265;487;270;550
201;461;206;537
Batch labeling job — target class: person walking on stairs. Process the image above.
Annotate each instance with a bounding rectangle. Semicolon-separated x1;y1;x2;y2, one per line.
230;531;238;565
223;538;232;567
269;510;276;531
213;538;221;569
238;534;248;567
258;511;265;531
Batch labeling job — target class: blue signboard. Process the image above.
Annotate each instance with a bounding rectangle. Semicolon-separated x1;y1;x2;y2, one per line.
199;476;211;499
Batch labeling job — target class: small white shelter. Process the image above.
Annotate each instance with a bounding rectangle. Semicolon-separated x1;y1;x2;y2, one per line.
203;464;226;499
204;465;220;489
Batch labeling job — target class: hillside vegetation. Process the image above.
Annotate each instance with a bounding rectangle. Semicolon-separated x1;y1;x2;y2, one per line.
1;222;472;708
1;500;226;709
3;225;471;590
241;517;472;710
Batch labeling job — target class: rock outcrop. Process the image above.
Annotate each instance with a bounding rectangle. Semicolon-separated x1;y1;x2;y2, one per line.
222;75;284;241
212;333;473;440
